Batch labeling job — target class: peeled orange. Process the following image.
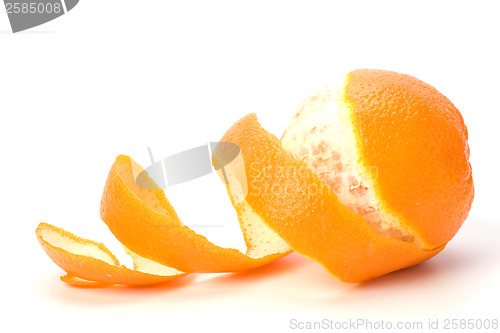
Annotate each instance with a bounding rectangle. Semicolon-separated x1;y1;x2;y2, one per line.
36;69;473;285
282;69;473;250
217;70;473;282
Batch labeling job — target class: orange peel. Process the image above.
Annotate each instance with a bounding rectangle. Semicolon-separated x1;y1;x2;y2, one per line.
37;151;292;285
218;113;446;282
36;223;187;286
99;155;292;273
36;69;473;285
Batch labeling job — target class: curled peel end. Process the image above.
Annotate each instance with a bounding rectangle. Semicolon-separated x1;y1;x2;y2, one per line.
36;222;187;286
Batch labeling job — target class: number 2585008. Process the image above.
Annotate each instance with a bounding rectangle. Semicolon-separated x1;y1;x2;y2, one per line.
5;2;62;14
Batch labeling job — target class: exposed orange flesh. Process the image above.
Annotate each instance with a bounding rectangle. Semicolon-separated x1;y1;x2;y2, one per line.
219;114;444;282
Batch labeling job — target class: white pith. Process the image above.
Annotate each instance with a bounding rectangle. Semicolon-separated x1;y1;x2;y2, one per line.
215;155;292;258
281;78;414;241
124;246;183;276
40;227;118;265
39;225;183;276
236;199;291;258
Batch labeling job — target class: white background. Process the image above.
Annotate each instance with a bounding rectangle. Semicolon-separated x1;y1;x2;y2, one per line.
1;1;499;332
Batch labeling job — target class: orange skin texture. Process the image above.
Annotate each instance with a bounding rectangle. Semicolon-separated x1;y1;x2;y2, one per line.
36;69;472;285
36;223;187;286
99;155;291;273
346;70;474;249
219;114;444;283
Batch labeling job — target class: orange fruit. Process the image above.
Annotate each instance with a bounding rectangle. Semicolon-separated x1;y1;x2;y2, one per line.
36;69;473;285
281;69;473;250
219;112;449;282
